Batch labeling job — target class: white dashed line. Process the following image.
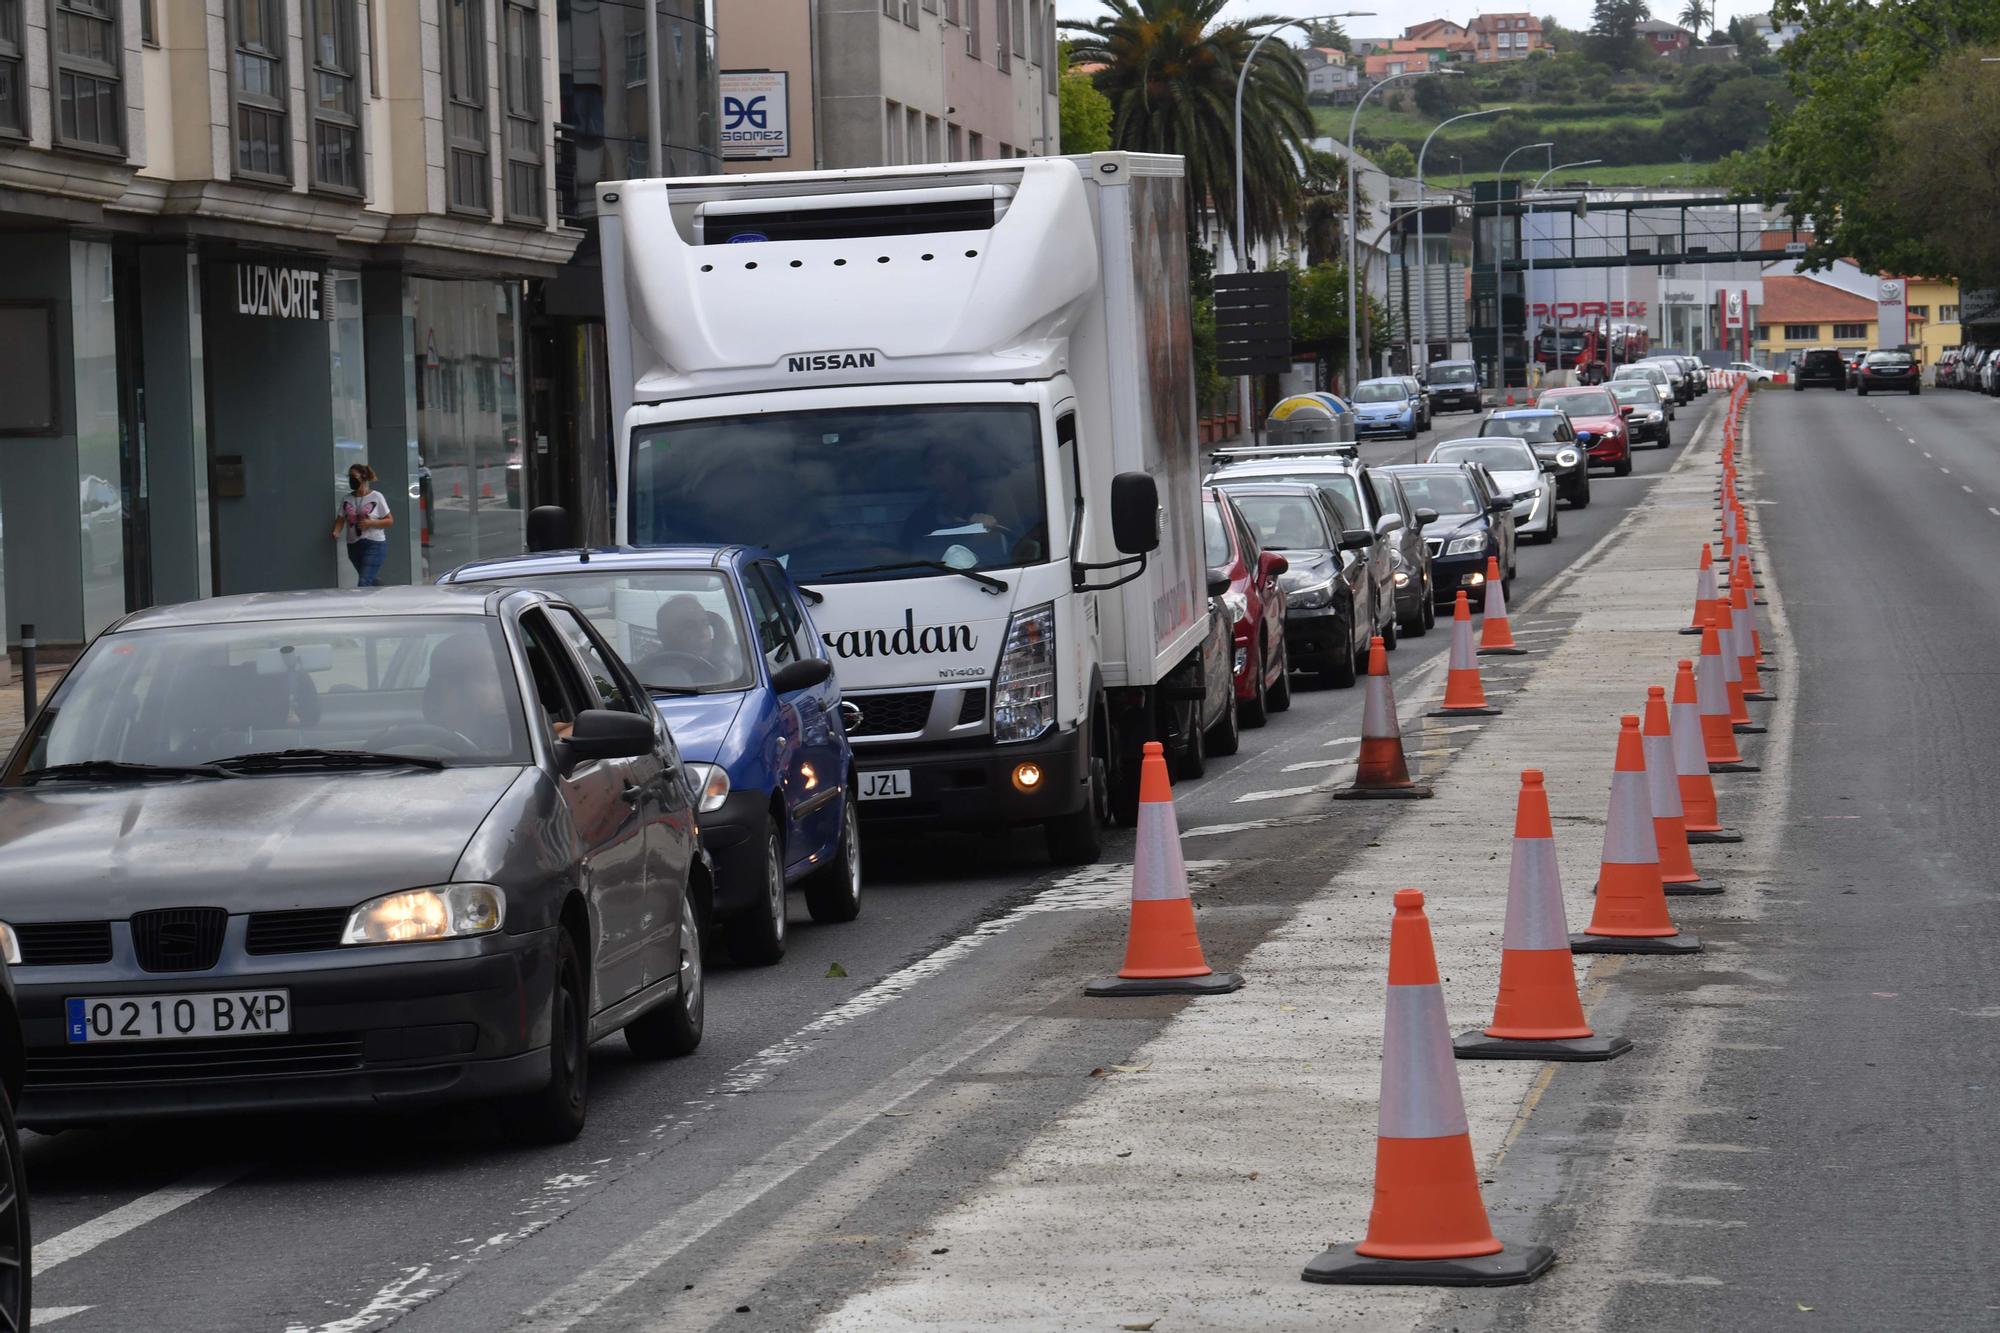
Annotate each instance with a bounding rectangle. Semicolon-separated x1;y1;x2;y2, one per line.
1964;485;1975;494
1941;467;1952;475
1987;507;1998;518
1923;451;1933;459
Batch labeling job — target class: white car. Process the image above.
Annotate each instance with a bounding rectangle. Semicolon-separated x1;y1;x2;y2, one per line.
1611;363;1677;420
1426;437;1559;545
1727;361;1775;382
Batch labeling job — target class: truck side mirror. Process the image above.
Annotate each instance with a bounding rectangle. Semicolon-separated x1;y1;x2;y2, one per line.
1110;472;1160;555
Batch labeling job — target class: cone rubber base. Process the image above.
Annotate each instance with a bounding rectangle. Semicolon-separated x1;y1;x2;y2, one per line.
1663;877;1725;896
1708;759;1760;773
1302;1241;1555;1287
1477;646;1529;657
1429;704;1502;717
1571;930;1702;955
1743;690;1777;702
1085;971;1244;998
1332;784;1435;801
1686;828;1743;844
1453;1029;1632;1062
1677;626;1703;636
1732;722;1767;734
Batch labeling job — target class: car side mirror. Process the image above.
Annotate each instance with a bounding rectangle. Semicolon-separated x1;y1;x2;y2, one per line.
1110;472;1160;555
1205;566;1232;598
1338;528;1375;552
1414;507;1438;528
1373;512;1406;537
1488;497;1514;514
559;708;654;769
1619;405;1635;417
771;657;834;693
1259;550;1290;578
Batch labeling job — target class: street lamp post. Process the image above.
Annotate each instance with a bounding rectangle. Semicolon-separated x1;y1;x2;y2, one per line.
1345;68;1440;394
1414;105;1507;376
1525;157;1600;376
1490;140;1553;399
1232;12;1373;438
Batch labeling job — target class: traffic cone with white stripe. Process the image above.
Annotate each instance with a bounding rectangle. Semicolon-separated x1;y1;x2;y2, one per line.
1430;592;1502;717
1303;888;1557;1287
1697;614;1758;773
1477;557;1527;655
1730;581;1775;702
1643;686;1722;895
1673;659;1740;843
1336;637;1433;800
1085;742;1244;998
1456;772;1631;1062
1680;542;1717;636
1572;716;1701;955
1716;597;1764;735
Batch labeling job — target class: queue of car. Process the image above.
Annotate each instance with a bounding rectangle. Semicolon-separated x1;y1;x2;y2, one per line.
1937;346;2000;392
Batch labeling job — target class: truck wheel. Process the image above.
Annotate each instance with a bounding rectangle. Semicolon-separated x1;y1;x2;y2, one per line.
1206;687;1240;757
1048;712;1110;865
1172;703;1208;780
1241;645;1269;729
1268;644;1294;711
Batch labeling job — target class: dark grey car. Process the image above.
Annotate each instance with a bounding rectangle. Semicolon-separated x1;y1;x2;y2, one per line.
1215;483;1377;688
0;586;708;1143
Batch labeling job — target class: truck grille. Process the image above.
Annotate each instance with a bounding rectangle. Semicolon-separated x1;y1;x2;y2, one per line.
956;688;988;726
245;908;350;956
131;907;227;973
28;1033;366;1088
848;691;933;738
14;921;114;967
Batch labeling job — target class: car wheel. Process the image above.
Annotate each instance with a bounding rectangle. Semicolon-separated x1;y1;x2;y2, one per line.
503;927;589;1144
1322;602;1360;689
1614;456;1632;477
1421;586;1436;632
0;1085;25;1330
1380;595;1398;650
1241;644;1269;728
1545;507;1559;543
1205;687;1240;758
627;880;706;1059
1046;724;1109;865
802;794;863;924
1857;385;1867;396
1268;643;1294;711
1911;385;1920;396
728;819;788;966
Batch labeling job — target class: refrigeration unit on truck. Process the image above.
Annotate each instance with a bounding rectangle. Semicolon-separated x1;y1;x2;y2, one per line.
594;153;1214;865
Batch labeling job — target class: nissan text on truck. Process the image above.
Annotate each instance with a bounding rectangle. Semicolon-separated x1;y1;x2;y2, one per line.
595;153;1213;864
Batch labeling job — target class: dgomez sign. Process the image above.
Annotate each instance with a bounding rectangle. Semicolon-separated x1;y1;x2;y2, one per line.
235;264;324;320
721;71;789;160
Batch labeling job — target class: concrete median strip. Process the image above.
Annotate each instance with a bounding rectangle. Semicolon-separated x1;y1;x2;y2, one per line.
814;398;1756;1331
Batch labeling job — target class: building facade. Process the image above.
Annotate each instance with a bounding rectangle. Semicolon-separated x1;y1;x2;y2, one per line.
1467;13;1546;62
0;0;579;649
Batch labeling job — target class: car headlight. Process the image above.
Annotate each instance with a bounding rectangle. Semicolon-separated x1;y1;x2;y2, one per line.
0;922;19;965
683;761;730;813
342;884;505;945
1221;590;1248;622
1288;579;1335;610
993;601;1056;743
1646;410;1663;423
1444;534;1485;556
1555;449;1580;468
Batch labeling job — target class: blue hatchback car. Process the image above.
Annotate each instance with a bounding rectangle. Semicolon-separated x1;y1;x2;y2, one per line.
1351;378;1421;439
442;546;861;965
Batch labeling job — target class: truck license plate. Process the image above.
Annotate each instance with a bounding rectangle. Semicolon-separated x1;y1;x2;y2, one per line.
858;770;912;801
66;990;292;1043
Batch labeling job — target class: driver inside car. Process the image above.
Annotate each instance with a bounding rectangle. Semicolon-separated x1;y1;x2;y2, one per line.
638;595;739;687
423;634;515;754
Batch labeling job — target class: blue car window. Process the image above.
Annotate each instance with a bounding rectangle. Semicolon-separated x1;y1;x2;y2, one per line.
547;606;641;714
471;570;754;695
743;572;801;670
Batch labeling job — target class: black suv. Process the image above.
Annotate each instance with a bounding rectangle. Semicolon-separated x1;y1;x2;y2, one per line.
1792;348;1848;390
1856;349;1921;396
1424;360;1484;413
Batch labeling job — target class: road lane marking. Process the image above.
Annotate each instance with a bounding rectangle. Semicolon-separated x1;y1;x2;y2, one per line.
1940;467;1952;474
1988;508;1998;518
1964;485;1974;494
1924;452;1933;459
34;1309;93;1325
34;1165;252;1276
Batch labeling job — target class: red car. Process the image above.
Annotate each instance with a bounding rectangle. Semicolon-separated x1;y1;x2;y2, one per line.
1534;386;1634;477
1203;487;1292;727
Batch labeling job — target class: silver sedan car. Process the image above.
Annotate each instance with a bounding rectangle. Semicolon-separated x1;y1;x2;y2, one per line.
1427;437;1561;544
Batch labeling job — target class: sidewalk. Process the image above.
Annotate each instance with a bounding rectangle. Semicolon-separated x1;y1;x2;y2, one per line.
0;667;63;754
816;406;1759;1330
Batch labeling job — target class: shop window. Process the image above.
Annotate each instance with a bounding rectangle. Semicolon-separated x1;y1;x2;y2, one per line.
444;0;491;215
1782;324;1817;342
53;0;125;153
502;0;544;224
1831;322;1868;340
0;0;23;137
311;0;362;193
231;0;287;180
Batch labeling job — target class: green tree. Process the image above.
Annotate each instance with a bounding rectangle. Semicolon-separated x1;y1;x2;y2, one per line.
1591;0;1651;37
1299;147;1367;268
1059;61;1114;153
1375;141;1418;179
1289;260;1353;387
1065;1;1314;253
1302;18;1351;52
1412;71;1480;118
1873;47;2000;286
1586;0;1652;67
1678;0;1714;35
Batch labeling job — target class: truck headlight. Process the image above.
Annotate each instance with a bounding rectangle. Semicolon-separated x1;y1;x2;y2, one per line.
993;602;1056;743
683;762;730;813
1444;534;1485;556
342;884;505;945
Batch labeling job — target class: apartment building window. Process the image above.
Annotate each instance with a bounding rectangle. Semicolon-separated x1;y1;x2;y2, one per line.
925;114;939;162
1832;322;1868;339
922;0;937;11
995;0;1009;69
231;0;287;178
54;0;126;153
0;0;24;137
942;0;957;21
140;0;153;44
444;0;490;215
1942;304;1960;322
906;106;921;163
1010;0;1023;57
1753;324;1769;342
965;0;979;59
1907;305;1928;320
946;121;960;160
967;129;982;158
1782;324;1818;341
311;0;362;192
501;0;542;222
884;99;901;164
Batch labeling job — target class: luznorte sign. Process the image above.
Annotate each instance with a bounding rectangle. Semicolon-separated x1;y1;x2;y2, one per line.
1530;300;1649;319
234;263;324;320
721;71;790;160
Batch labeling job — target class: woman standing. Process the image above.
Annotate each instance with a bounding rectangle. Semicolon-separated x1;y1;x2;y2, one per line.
333;463;394;587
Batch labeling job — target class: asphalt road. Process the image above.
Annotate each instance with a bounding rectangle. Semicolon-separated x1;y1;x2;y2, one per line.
1461;383;2000;1333
22;393;1720;1333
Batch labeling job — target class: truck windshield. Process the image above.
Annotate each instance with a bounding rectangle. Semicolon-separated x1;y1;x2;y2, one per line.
631;404;1048;584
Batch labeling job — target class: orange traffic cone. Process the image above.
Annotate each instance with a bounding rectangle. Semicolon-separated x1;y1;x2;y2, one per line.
1572;716;1701;955
1477;557;1526;655
1672;660;1740;843
1643;687;1722;895
1697;615;1758;773
1455;771;1631;1062
1730;581;1775;702
1086;742;1243;998
1430;593;1501;717
1336;637;1433;800
1735;553;1773;666
1715;597;1764;735
1303;888;1556;1286
1680;543;1717;636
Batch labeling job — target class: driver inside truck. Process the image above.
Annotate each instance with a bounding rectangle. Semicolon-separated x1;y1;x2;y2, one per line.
900;446;1005;548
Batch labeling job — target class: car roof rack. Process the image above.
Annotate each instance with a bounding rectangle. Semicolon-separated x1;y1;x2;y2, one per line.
1210;442;1360;462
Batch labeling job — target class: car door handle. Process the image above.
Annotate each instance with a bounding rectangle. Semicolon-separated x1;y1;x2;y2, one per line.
621;782;644;804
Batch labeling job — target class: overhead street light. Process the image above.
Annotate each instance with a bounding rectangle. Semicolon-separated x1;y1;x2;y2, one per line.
1230;12;1375;434
1525;158;1602;370
1490;140;1553;398
1414;105;1508;375
1344;67;1450;393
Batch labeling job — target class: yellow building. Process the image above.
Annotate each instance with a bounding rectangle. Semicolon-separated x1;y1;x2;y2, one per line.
1753;274;1963;369
1905;277;1963;366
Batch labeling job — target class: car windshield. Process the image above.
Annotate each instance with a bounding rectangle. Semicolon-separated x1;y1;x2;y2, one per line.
467;570;753;694
1229;494;1332;550
1479;415;1561;444
1242;471;1363;529
1607;383;1655;407
630;404;1048;584
1352;382;1408;403
1428;364;1477;385
1432;442;1537;474
1203;500;1231;567
1552;391;1616;416
8;616;530;779
1392;473;1481;516
1866;352;1912;367
1614;366;1662;382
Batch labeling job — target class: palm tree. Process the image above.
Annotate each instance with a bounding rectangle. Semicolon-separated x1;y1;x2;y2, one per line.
1678;0;1713;36
1065;1;1313;257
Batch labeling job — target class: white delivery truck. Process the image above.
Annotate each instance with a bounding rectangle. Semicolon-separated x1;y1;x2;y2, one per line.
595;153;1214;864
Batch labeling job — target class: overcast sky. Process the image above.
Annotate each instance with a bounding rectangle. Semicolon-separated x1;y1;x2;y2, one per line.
1117;2;1772;38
